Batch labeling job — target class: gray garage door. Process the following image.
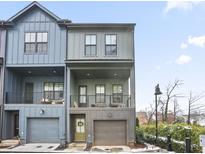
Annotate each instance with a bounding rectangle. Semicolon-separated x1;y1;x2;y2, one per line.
27;118;59;143
94;120;127;146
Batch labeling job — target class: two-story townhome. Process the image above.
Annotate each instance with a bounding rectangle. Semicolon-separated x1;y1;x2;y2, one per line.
1;2;70;144
66;23;136;145
0;2;136;146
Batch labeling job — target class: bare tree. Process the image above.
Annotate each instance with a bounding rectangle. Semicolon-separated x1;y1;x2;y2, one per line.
187;91;204;124
162;80;183;122
173;98;182;122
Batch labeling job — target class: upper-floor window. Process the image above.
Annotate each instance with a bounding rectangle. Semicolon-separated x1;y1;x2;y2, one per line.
95;84;105;103
105;34;117;56
112;84;123;103
44;82;64;100
25;32;48;54
85;34;96;56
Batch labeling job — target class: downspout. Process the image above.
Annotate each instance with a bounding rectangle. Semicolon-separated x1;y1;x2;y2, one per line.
0;28;7;141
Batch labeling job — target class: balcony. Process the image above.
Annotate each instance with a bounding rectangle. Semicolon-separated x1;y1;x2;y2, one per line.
6;91;64;104
70;95;131;108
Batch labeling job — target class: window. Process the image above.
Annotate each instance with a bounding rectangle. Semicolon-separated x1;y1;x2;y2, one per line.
85;34;96;56
105;34;117;55
112;84;123;103
37;32;48;53
79;86;87;104
95;85;105;103
25;33;36;54
25;32;48;54
44;82;63;100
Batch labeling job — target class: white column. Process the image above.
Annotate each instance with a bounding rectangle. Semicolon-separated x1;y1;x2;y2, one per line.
66;67;70;143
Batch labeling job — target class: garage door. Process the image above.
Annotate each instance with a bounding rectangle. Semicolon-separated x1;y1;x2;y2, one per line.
27;118;59;143
94;120;127;145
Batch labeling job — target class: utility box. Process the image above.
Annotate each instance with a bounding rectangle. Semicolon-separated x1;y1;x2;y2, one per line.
200;135;205;147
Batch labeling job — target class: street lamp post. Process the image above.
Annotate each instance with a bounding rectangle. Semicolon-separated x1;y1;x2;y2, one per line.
154;84;162;144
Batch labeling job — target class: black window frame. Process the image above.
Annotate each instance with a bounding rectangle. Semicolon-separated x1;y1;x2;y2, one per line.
43;82;64;100
112;84;123;103
24;32;48;54
105;34;117;56
84;34;97;56
95;84;106;103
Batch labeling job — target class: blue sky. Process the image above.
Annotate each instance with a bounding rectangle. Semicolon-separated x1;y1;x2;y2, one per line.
0;1;205;113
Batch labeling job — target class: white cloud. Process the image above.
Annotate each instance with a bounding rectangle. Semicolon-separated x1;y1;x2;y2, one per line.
188;35;205;48
180;43;188;49
164;1;193;13
176;54;192;65
164;1;201;14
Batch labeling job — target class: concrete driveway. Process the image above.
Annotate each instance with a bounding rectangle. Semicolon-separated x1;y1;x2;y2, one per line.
0;143;60;153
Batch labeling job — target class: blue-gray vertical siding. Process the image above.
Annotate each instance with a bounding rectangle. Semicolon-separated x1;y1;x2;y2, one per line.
6;7;66;66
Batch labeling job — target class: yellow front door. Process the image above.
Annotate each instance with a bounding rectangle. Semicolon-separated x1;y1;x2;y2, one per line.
74;118;86;141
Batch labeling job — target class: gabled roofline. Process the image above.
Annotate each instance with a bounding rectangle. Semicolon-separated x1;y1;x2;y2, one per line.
7;1;71;23
66;23;135;28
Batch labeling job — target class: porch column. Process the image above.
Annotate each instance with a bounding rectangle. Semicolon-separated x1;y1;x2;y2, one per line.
66;67;70;143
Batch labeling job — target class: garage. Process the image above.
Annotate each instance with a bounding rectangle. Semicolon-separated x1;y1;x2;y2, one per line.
27;118;59;143
94;120;127;145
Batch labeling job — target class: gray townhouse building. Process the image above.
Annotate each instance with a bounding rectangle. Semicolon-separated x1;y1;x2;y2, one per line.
0;2;136;146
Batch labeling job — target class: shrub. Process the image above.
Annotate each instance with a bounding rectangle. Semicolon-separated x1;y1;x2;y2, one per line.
135;127;144;144
139;123;205;153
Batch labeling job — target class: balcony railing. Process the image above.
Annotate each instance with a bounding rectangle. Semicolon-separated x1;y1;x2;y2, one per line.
70;95;131;108
6;91;64;104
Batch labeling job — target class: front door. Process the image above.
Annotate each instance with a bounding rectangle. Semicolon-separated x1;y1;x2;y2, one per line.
74;116;86;142
25;83;33;103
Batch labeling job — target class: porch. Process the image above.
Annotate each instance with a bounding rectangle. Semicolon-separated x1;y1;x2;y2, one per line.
5;67;64;105
68;67;135;108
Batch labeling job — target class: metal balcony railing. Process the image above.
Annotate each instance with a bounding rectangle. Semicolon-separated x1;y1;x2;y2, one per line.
6;91;64;104
70;95;131;108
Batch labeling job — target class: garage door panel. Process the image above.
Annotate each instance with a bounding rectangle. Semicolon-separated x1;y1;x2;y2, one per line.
27;118;59;143
94;120;126;146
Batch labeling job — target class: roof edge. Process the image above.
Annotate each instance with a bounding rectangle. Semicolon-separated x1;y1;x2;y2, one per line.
7;1;62;22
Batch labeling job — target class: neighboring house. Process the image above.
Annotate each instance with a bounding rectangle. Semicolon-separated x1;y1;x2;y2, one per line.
0;2;136;146
0;22;7;140
137;111;148;125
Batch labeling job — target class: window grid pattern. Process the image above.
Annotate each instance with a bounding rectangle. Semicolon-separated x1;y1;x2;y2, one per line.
25;32;48;54
105;34;117;55
85;34;96;56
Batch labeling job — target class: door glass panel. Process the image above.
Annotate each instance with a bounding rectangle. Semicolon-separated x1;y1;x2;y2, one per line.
25;83;33;103
76;118;85;133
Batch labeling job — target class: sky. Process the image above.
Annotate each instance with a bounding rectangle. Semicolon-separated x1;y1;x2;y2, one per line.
0;1;205;114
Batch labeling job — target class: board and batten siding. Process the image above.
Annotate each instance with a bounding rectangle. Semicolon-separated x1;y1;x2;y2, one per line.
67;29;134;60
0;30;6;106
6;7;66;66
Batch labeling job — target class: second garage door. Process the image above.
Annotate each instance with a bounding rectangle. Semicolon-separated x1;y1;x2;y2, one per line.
94;120;127;145
27;118;59;143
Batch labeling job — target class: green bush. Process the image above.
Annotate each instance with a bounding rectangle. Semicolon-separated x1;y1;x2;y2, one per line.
135;127;144;144
139;123;205;153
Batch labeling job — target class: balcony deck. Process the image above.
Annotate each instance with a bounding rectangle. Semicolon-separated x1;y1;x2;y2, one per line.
6;91;64;105
70;95;132;108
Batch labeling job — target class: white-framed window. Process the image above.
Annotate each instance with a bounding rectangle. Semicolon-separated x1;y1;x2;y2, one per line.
105;34;117;55
25;32;48;54
85;34;96;56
